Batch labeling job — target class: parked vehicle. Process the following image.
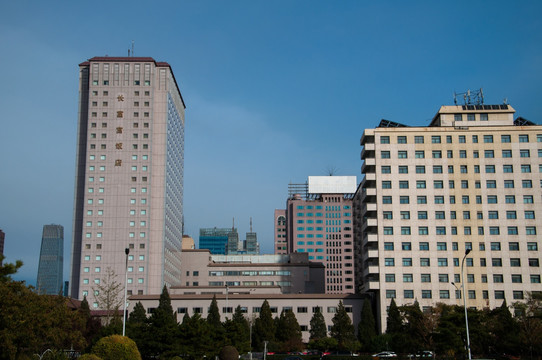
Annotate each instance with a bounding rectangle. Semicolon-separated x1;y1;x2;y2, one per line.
372;351;397;358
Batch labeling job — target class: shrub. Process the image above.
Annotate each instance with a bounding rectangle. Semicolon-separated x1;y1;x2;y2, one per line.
79;355;103;360
219;345;239;360
91;335;141;360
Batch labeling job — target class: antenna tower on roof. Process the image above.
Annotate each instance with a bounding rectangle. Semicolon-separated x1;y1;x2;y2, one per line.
454;88;484;105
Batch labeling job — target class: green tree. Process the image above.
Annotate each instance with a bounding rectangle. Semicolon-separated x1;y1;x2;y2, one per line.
399;301;425;353
80;296;102;349
253;300;276;351
276;310;303;352
207;295;222;327
357;299;376;352
145;285;178;358
0;255;22;282
224;306;250;353
488;299;520;355
330;301;357;351
91;335;141;360
0;257;86;360
310;307;327;341
178;313;213;359
386;298;402;334
514;292;542;358
126;302;148;357
207;295;226;349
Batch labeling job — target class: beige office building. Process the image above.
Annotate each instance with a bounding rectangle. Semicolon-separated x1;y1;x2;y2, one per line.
355;104;542;331
70;57;186;305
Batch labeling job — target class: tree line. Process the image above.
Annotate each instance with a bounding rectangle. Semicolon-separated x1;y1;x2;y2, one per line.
1;256;542;360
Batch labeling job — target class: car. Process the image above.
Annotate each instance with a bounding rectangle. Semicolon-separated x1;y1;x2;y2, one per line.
372;352;397;358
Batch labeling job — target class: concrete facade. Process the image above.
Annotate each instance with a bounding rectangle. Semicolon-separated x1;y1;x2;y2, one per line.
70;57;186;306
355;104;542;331
128;292;365;342
179;249;325;294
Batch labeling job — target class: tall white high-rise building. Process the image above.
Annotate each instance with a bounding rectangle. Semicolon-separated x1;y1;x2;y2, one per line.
355;104;542;331
70;57;186;306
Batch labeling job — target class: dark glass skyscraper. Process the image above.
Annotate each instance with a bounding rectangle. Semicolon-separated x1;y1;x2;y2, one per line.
36;224;64;294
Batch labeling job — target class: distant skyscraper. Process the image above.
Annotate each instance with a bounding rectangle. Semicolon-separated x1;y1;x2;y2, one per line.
275;176;357;294
36;225;64;295
70;57;186;305
199;228;233;254
0;229;5;264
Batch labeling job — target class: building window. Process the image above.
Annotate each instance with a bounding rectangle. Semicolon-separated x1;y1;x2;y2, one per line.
432;136;441;144
385;258;395;266
380;136;390;144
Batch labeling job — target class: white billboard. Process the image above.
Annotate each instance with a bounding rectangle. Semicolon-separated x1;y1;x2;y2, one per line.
308;176;357;194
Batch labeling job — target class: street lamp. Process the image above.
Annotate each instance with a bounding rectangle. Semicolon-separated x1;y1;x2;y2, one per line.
122;247;130;337
461;248;472;360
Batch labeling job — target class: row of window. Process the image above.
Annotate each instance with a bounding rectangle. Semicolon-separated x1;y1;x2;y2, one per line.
383;257;540;267
383;241;539;251
174;305;352;315
383;210;536;220
381;149;542;159
382;179;537;190
296;212;352;217
381;194;535;205
296;205;351;210
384;273;541;284
88;165;149;171
88;143;149;150
385;288;536;300
379;134;541;144
297;219;352;224
380;164;536;174
92;90;151;97
382;225;537;236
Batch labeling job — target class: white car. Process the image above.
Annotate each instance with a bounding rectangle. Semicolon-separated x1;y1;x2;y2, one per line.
372;352;398;358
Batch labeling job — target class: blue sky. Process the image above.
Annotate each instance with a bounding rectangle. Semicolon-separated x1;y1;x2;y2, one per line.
1;1;541;284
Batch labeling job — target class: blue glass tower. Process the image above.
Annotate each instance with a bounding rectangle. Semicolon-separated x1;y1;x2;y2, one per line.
36;224;64;295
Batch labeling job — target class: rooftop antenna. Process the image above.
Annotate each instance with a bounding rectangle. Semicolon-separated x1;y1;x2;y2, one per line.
131;40;135;57
232;217;235;231
250;217;253;232
453;88;484;105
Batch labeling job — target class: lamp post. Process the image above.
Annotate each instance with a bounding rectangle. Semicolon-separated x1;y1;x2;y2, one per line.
122;247;130;336
461;248;472;360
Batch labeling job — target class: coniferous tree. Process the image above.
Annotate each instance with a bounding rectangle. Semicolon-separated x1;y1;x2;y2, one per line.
310;307;327;340
386;298;402;334
253;300;276;351
276;310;303;351
357;299;377;352
126;301;148;354
145;285;178;358
207;295;226;349
488;299;520;355
224;305;250;353
330;301;357;351
207;295;222;327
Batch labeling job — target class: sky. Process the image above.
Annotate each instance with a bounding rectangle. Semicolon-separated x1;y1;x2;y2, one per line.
1;1;541;285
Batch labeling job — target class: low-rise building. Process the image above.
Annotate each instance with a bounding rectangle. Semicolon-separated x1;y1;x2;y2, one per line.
179;249;325;294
